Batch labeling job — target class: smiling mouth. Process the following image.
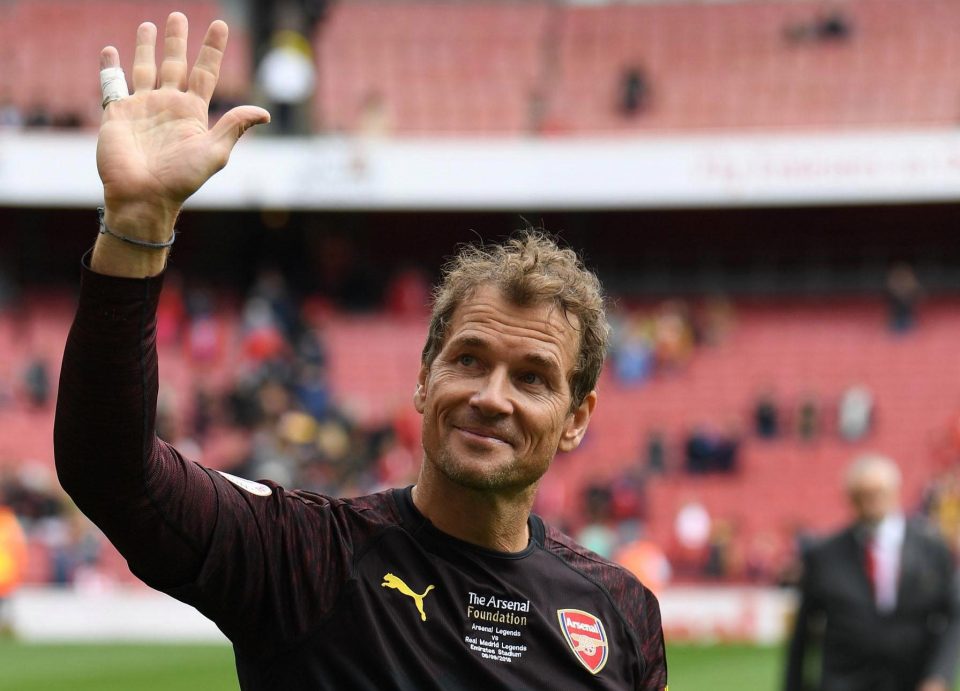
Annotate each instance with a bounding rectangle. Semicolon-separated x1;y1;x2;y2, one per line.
454;426;512;446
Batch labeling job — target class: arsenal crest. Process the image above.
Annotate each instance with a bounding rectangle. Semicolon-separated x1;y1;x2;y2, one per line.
557;608;609;674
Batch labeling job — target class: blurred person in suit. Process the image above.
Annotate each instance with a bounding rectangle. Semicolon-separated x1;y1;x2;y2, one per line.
785;454;960;691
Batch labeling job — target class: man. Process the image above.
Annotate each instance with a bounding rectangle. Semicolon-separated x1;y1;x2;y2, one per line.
53;13;667;690
785;454;960;691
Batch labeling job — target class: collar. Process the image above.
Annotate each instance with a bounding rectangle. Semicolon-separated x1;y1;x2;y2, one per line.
874;512;906;547
391;485;545;560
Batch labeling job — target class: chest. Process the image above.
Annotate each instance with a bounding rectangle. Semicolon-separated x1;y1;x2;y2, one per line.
322;533;641;689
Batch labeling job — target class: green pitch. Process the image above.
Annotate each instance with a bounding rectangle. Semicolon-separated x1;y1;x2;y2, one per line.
0;641;776;690
0;641;238;691
0;641;956;689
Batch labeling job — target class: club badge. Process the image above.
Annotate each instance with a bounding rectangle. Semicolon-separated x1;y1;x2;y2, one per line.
557;608;609;674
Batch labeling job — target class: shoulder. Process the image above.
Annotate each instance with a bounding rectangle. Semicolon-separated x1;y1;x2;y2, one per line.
540;523;667;686
284;485;403;526
805;526;855;561
541;523;661;627
907;517;950;553
211;470;403;538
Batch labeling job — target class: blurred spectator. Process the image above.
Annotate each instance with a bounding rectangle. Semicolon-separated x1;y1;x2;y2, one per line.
673;499;713;575
0;94;22;130
611;313;655;385
1;465;63;526
922;471;960;553
796;392;821;442
784;9;854;43
0;504;26;633
838;385;874;442
23;104;51;128
22;358;50;409
817;10;854;40
754;388;780;439
886;262;921;333
576;521;617;560
185;287;224;364
156;272;187;347
645;429;667;475
51;112;83;129
256;30;316;135
703;519;736;580
696;296;735;347
684;422;740;474
653;300;694;371
614;521;671;595
609;470;648;522
618;65;650;117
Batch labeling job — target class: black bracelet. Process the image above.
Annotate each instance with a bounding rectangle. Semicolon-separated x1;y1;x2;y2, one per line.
97;207;177;249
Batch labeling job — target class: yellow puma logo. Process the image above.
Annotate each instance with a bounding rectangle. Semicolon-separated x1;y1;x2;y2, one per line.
381;572;435;622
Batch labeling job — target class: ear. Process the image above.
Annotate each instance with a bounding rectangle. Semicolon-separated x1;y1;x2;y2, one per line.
558;390;597;453
414;363;429;414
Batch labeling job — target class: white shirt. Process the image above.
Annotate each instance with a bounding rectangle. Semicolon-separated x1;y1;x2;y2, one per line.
868;513;906;613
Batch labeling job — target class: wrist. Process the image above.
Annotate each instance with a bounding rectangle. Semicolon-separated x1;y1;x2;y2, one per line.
91;204;177;279
102;201;180;242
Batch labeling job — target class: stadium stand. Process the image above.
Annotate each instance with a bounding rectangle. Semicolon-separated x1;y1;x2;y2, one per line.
316;0;960;135
4;0;959;133
0;0;250;128
4;292;960;585
321;298;960;580
2;0;959;592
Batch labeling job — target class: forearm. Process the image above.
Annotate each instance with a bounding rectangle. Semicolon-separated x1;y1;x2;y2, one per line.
54;255;214;586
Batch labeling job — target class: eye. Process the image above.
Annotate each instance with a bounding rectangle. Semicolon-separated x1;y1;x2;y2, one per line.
458;354;477;367
518;371;544;387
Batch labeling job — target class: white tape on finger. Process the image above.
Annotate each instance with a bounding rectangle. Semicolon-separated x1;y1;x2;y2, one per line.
100;67;130;109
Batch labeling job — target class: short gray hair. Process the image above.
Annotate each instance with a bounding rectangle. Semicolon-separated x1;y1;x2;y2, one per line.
844;453;902;493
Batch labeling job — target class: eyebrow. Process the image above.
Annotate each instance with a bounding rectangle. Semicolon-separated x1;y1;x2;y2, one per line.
450;335;563;375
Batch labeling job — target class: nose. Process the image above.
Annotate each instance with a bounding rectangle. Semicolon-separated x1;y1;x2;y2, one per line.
469;366;513;417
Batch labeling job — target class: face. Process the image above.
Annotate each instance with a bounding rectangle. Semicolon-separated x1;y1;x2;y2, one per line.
848;469;899;525
415;284;596;494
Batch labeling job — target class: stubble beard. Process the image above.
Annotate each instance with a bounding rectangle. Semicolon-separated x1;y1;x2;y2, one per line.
431;444;547;494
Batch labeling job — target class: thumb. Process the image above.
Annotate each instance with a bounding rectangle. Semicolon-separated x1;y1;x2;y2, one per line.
210;105;271;150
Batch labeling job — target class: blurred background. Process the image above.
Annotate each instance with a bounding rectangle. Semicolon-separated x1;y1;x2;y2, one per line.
2;0;960;688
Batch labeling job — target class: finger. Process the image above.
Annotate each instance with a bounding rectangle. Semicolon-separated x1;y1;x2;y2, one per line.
189;20;228;104
209;105;271;161
159;11;189;90
99;46;129;110
100;46;120;70
132;22;158;92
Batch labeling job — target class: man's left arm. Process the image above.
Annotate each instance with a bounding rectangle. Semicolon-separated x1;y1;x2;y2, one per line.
636;585;668;691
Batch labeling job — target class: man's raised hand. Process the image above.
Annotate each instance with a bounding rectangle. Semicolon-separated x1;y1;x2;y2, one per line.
94;12;269;275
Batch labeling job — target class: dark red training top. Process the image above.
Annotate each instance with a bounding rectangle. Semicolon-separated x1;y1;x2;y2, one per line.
54;258;668;690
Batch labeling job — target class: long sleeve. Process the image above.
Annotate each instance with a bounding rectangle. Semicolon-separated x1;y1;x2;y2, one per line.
53;257;357;653
54;256;218;589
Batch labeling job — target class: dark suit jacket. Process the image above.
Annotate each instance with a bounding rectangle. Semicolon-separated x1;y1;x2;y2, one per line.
785;518;960;691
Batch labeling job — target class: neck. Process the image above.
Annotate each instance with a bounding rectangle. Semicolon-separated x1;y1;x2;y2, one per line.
412;465;536;553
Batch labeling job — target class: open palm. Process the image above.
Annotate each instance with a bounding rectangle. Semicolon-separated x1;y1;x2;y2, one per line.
97;14;269;230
